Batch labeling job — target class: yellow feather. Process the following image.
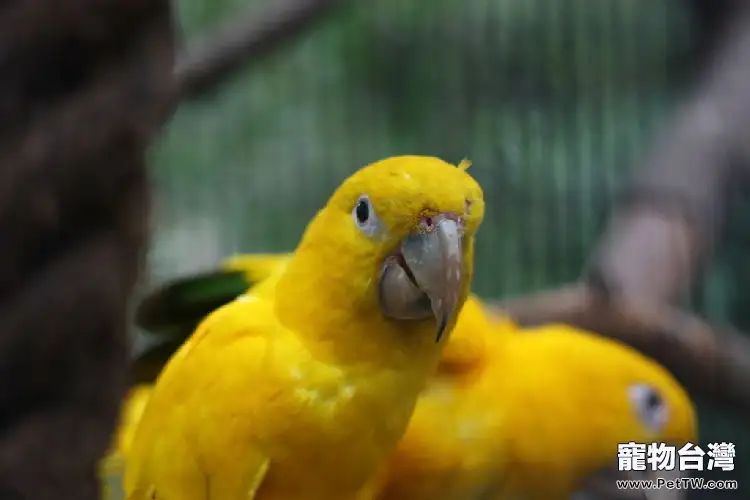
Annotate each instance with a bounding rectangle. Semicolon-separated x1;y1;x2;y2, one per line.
221;253;292;284
107;291;696;500
375;295;698;500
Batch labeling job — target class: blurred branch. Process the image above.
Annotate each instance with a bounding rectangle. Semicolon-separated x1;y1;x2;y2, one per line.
494;3;750;419
175;0;344;99
586;0;750;305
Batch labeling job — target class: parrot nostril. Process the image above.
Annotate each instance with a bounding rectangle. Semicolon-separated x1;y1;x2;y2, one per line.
419;213;465;234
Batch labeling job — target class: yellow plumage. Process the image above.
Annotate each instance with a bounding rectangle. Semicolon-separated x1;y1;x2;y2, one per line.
214;252;697;498
375;295;697;500
111;292;696;500
221;253;291;285
100;385;154;500
114;385;153;458
122;156;485;500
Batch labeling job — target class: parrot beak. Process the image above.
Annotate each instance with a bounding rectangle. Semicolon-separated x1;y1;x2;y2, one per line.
378;214;464;342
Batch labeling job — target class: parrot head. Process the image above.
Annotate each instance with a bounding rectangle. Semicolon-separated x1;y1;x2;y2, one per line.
504;327;697;496
277;155;484;345
574;334;697;460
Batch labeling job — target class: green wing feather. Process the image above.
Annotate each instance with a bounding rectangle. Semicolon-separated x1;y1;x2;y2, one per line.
135;269;250;335
131;252;292;383
131;269;252;383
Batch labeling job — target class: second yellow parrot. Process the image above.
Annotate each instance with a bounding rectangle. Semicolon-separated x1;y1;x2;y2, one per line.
372;295;697;500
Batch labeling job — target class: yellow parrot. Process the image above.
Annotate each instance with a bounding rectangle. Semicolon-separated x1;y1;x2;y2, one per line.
114;250;696;500
371;295;697;500
122;156;485;500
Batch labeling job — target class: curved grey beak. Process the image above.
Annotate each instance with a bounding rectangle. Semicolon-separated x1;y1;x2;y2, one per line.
378;214;464;342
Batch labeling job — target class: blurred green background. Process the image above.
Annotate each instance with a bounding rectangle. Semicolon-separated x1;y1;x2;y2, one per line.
141;0;747;497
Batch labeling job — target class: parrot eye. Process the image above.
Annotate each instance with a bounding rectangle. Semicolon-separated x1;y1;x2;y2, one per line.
352;194;380;237
628;383;668;433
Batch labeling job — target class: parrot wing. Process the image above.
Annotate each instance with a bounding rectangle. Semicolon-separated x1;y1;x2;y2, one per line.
221;252;292;282
135;269;250;337
125;296;283;500
135;252;292;337
134;252;289;342
132;253;293;384
100;385;154;500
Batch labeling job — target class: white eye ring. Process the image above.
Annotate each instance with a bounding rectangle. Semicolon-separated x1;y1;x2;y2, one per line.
352;194;380;237
628;383;668;433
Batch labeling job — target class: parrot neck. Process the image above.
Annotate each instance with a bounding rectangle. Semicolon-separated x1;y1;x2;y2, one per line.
274;247;442;372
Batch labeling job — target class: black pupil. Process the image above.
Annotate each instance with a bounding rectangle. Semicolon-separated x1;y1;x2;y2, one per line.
355;199;369;224
645;391;661;410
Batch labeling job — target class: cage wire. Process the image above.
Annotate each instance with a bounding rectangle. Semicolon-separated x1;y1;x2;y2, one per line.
139;0;748;498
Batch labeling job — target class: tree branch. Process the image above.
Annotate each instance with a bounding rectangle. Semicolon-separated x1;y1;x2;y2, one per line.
585;2;750;305
175;0;344;99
